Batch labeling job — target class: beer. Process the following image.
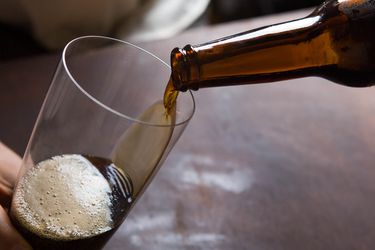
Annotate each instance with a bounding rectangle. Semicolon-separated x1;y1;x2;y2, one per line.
163;78;179;115
10;154;133;250
11;100;176;249
164;0;375;104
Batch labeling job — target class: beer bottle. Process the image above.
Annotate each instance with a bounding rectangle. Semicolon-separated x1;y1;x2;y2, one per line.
170;0;375;91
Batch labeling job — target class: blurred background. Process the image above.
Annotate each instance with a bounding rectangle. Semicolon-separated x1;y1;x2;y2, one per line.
0;0;322;61
210;0;321;22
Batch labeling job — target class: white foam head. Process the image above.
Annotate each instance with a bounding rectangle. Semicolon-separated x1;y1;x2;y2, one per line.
11;154;113;240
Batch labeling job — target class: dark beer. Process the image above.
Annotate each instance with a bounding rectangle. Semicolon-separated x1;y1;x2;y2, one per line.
164;0;375;106
10;154;133;250
163;78;179;115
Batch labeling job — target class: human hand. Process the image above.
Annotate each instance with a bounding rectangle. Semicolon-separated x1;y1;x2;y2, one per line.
0;142;32;250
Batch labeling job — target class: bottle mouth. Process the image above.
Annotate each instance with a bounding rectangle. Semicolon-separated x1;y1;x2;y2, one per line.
171;45;200;91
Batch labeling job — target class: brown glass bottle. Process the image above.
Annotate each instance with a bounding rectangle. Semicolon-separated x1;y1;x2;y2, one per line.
170;0;375;92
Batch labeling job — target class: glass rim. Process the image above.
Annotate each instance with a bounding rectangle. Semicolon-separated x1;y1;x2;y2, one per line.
62;35;195;128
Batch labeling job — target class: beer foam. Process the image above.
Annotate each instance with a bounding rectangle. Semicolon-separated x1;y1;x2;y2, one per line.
11;154;113;240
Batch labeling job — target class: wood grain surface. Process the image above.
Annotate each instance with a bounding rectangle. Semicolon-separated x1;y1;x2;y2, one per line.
1;9;375;250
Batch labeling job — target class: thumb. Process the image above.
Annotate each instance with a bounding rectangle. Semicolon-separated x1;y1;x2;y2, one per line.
0;205;32;250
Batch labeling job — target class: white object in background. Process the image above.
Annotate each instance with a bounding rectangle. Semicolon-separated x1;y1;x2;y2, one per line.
0;0;210;49
117;0;211;42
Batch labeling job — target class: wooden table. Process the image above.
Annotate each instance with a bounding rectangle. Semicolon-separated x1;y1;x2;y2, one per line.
2;9;375;250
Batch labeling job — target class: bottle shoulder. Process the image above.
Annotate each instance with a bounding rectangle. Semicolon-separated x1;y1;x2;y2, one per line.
337;0;375;20
315;0;375;21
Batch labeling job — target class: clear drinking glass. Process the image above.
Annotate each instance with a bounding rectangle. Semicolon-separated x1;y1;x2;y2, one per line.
9;36;195;250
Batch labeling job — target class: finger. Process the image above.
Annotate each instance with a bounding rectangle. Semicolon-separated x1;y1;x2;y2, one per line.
0;143;22;208
0;205;32;250
0;142;22;186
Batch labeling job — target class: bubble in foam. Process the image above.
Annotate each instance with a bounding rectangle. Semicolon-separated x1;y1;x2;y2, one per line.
11;154;114;240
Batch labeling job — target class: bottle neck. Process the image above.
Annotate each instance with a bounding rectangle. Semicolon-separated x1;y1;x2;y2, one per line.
171;13;339;91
